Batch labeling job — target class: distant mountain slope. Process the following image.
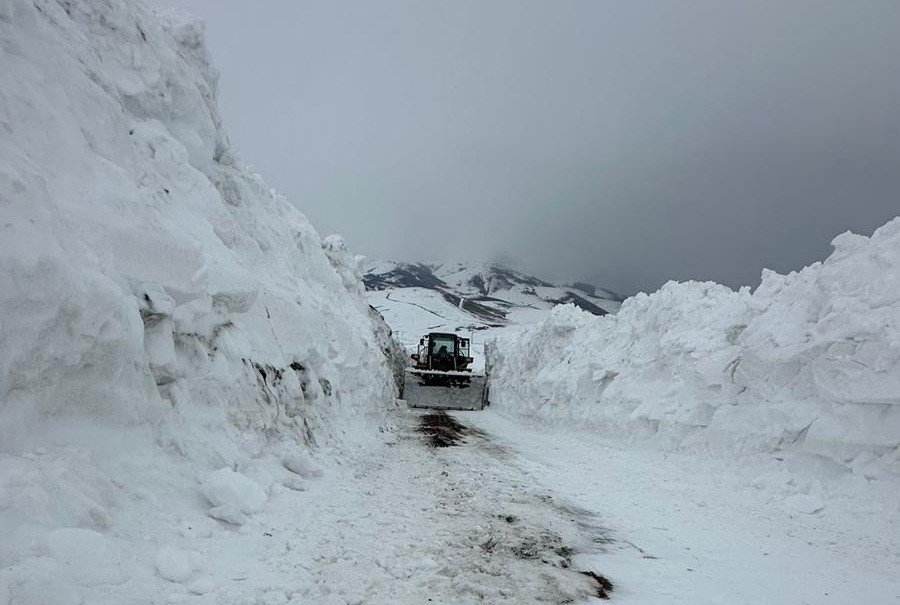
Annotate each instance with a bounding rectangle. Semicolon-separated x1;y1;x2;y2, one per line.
362;260;622;327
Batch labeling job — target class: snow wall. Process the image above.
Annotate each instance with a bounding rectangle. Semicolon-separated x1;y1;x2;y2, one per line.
0;0;396;597
487;219;900;477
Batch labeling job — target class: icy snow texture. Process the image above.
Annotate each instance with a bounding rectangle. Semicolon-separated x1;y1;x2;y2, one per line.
154;546;199;584
200;468;266;515
0;0;394;601
281;451;323;479
0;0;394;449
487;219;900;476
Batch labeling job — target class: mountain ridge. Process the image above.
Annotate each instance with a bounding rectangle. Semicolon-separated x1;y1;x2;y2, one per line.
361;260;622;326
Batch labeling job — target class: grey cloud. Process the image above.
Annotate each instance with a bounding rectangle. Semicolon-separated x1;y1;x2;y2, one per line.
157;0;900;294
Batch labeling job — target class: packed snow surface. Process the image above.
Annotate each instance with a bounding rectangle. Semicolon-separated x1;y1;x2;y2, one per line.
465;411;900;604
0;0;394;602
487;218;900;478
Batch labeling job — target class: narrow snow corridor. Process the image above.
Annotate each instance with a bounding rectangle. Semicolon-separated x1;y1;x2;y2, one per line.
162;408;898;604
183;409;613;604
4;2;898;604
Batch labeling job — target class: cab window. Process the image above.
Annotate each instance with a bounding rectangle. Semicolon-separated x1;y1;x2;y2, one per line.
430;336;456;355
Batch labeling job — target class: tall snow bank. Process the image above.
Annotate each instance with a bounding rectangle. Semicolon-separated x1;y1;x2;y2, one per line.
487;219;900;476
0;0;394;600
0;0;394;448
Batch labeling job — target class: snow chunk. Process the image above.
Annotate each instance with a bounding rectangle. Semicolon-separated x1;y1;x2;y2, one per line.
282;452;323;479
154;546;199;583
201;468;267;515
206;504;248;526
187;577;215;595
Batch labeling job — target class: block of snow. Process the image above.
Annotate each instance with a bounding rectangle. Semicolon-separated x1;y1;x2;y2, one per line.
282;452;323;479
207;504;247;526
155;546;198;583
187;577;215;595
201;468;267;514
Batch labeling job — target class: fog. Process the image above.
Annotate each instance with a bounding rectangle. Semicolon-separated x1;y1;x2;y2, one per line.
157;0;900;294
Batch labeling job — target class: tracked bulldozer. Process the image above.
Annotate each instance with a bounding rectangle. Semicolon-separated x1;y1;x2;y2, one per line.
404;332;488;411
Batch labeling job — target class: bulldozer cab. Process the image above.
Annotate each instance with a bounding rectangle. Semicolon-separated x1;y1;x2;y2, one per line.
413;333;473;372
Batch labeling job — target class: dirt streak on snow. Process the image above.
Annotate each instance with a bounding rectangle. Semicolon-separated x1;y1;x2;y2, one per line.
177;409;613;604
465;411;900;605
160;406;899;603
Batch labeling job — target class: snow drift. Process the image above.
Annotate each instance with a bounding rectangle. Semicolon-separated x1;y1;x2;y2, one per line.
0;0;393;600
487;219;900;477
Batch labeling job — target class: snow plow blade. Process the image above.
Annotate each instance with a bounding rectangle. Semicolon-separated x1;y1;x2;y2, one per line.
404;369;488;411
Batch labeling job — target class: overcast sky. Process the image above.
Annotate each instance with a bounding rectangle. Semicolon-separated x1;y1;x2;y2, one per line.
157;0;899;294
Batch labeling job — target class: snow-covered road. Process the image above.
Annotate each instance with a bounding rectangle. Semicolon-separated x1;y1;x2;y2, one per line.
464;412;900;605
172;407;898;604
199;409;613;604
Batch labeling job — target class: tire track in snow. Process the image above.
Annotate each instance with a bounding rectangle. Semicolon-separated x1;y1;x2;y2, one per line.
289;409;615;603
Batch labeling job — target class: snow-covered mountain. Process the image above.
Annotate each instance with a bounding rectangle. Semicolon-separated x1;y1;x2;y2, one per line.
360;260;622;371
363;260;622;324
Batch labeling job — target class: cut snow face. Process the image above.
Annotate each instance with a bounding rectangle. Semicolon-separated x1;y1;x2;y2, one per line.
0;0;397;452
485;217;900;481
0;0;397;448
0;0;395;602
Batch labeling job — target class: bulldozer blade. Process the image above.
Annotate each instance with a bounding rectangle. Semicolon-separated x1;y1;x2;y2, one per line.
403;369;488;411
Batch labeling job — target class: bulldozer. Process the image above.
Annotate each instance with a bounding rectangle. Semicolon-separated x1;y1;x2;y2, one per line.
404;332;488;411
